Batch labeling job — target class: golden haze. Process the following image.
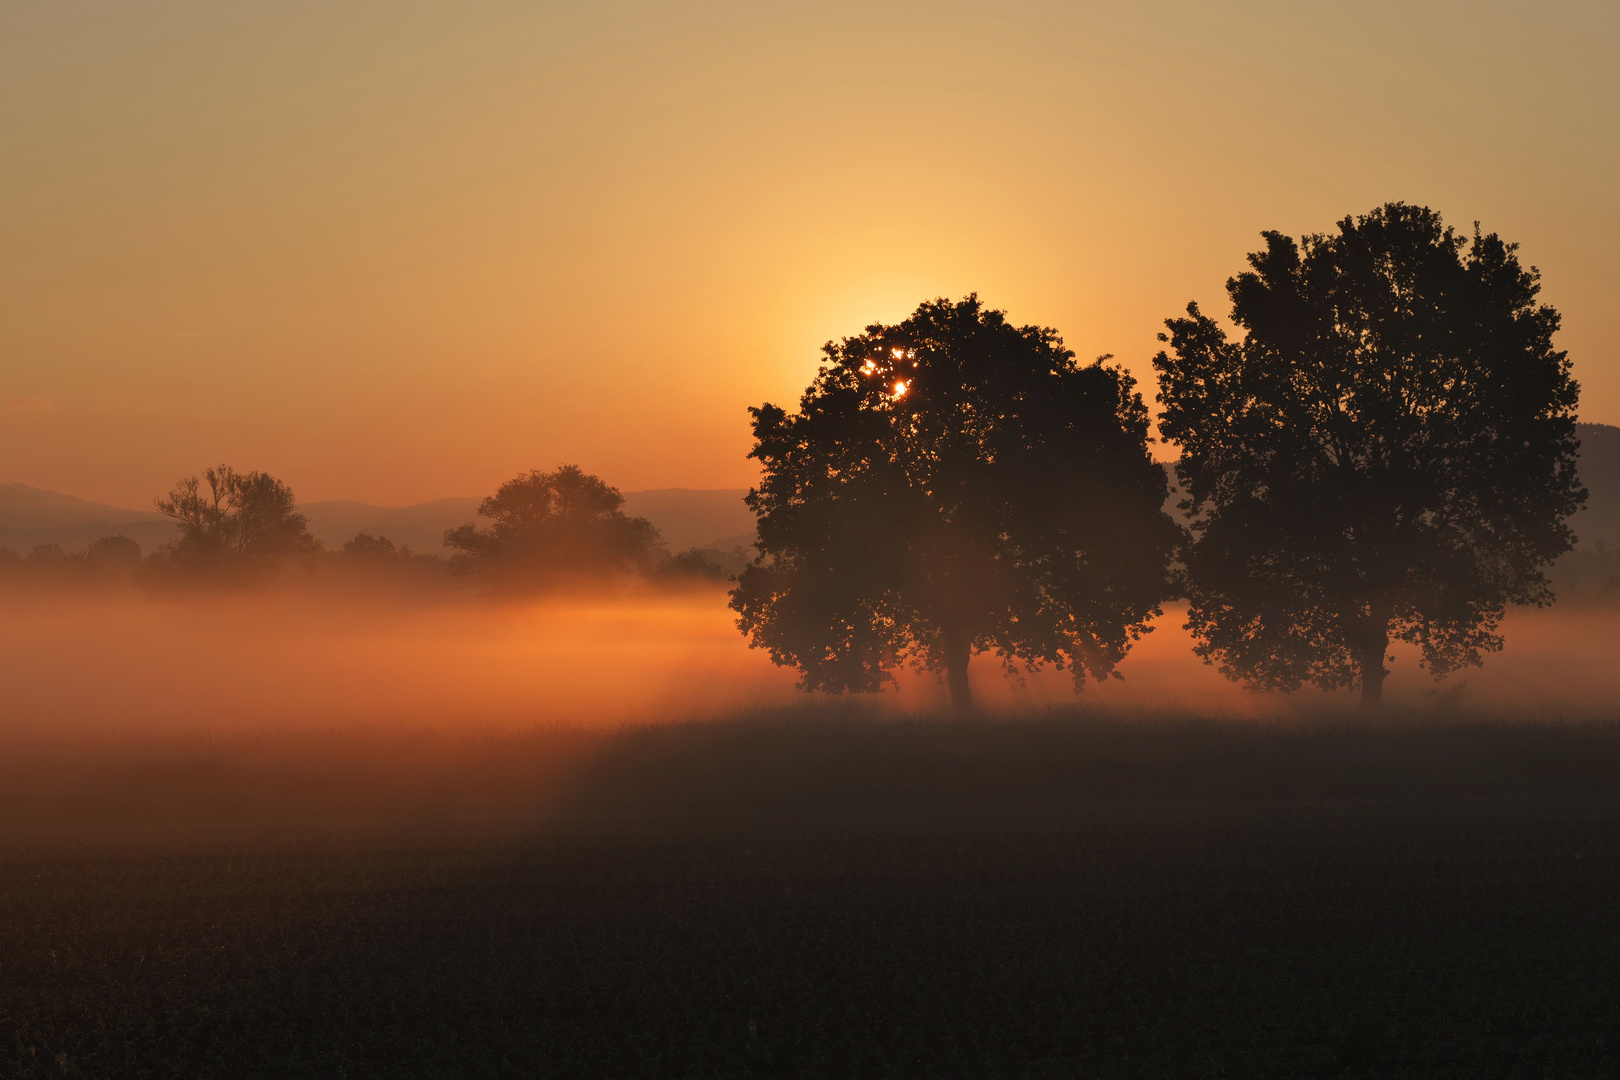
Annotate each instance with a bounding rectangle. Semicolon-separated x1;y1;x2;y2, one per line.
4;589;1618;738
2;1;1616;507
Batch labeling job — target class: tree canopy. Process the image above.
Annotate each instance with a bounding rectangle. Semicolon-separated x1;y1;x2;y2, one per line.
83;534;143;572
155;465;319;572
731;295;1180;708
1154;202;1585;707
444;464;663;589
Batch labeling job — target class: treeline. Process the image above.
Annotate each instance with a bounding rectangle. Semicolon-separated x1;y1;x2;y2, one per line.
0;464;748;590
3;202;1612;710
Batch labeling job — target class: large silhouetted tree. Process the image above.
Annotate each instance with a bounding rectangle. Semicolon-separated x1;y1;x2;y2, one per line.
731;296;1180;708
445;464;663;589
155;465;319;571
1155;203;1585;708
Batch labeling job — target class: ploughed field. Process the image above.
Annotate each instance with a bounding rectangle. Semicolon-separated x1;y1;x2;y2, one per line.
6;713;1620;1079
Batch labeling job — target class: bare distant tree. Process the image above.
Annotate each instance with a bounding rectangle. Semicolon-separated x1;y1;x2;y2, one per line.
155;465;319;571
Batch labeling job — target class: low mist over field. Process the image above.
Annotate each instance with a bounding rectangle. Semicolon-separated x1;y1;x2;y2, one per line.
5;418;1618;744
3;577;1619;864
5;589;1620;743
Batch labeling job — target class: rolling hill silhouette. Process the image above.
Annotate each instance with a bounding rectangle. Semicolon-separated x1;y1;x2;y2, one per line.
0;485;756;555
297;497;481;554
0;485;173;554
3;425;1614;556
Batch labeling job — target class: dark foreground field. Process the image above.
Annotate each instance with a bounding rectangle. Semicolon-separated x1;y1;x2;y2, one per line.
6;712;1620;1078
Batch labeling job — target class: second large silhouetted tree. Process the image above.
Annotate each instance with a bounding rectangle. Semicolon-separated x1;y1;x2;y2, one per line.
1155;203;1585;708
731;296;1180;708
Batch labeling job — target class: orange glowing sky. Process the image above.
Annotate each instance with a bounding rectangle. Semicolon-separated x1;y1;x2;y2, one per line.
3;1;1616;509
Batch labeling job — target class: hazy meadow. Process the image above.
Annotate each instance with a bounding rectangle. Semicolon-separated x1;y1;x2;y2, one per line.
7;0;1620;1072
2;582;1617;846
8;587;1620;738
6;596;1620;1078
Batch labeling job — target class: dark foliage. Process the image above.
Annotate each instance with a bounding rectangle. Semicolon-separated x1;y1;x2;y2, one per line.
733;296;1180;707
444;464;663;590
25;542;73;569
154;465;319;573
1155;203;1585;706
1553;540;1620;600
653;543;753;585
0;534;462;592
81;534;142;571
342;532;413;560
657;547;732;581
0;537;143;585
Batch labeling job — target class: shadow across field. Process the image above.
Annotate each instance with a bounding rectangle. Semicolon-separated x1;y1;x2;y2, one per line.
7;711;1620;1078
8;708;1620;845
557;709;1620;817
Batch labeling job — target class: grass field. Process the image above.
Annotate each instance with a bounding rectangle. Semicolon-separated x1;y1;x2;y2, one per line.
7;711;1620;1078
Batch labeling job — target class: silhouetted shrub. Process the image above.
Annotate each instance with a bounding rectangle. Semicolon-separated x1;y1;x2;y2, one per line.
83;534;143;573
445;465;663;592
656;548;729;581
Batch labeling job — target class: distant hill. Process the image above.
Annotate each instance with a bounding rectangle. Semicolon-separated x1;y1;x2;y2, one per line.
0;484;164;531
620;489;755;551
300;498;483;555
5;426;1615;557
0;484;174;555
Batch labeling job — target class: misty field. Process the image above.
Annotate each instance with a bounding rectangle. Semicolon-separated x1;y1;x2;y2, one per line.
5;589;1620;732
6;594;1620;1078
7;710;1620;1079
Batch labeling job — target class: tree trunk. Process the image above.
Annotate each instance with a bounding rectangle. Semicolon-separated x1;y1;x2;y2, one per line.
1358;630;1389;710
942;626;972;710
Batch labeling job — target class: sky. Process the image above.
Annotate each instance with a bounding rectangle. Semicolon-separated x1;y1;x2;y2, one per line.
2;0;1616;509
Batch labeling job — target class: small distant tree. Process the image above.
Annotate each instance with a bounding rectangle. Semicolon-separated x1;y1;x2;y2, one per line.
84;534;143;572
656;548;731;583
155;465;319;571
1155;203;1585;708
444;464;663;589
26;542;73;571
731;295;1180;708
342;533;412;560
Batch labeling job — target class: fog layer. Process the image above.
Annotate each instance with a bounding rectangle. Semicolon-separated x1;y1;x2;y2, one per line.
4;590;1617;738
